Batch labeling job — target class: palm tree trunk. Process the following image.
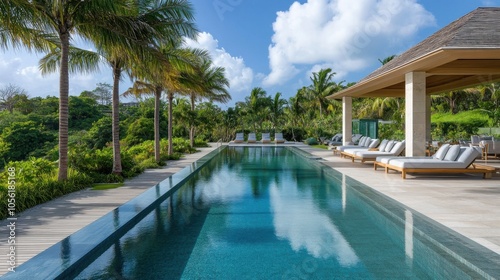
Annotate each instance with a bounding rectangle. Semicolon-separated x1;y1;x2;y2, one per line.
154;86;161;162
167;91;174;155
190;94;195;148
58;31;70;181
112;63;122;175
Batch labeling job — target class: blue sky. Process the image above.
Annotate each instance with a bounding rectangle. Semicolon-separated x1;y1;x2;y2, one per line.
1;0;499;107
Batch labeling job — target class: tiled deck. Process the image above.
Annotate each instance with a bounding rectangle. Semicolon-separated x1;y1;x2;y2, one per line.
1;143;499;276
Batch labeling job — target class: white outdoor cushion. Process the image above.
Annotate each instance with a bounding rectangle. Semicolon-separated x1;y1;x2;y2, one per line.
356;136;366;146
444;145;461;161
389;141;405;155
355;151;392;158
389;158;465;169
377;139;389;152
384;140;396;152
433;144;450;160
359;137;368;147
455;147;480;167
342;147;370;156
338;145;363;152
368;139;380;148
363;137;372;147
376;156;428;164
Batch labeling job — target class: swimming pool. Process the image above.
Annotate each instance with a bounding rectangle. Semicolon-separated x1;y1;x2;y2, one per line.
5;147;500;279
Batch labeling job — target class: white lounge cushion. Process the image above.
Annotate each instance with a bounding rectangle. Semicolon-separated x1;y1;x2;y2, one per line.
337;145;363;152
389;141;405;155
376;156;428;164
368;139;380;148
384;140;396;152
355;151;393;159
389;158;466;169
389;147;480;169
433;144;450;160
377;139;389;152
363;137;372;147
342;147;370;155
455;147;480;167
443;145;461;161
358;136;368;147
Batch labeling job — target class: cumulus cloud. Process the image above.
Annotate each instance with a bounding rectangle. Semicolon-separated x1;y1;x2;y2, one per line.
263;0;436;86
184;32;254;96
0;51;115;97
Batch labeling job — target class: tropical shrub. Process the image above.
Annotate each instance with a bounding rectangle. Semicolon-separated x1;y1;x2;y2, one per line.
305;137;319;145
0;158;93;219
194;137;209;147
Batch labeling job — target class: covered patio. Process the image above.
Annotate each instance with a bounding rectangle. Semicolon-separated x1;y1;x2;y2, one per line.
329;7;500;156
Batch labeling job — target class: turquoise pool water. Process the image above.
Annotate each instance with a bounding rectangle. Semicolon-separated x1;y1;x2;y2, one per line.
4;146;499;279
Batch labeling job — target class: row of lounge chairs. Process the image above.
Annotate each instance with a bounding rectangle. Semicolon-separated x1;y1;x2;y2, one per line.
334;137;496;179
233;132;286;144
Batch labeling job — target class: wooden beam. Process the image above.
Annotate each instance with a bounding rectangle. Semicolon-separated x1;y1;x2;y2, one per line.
428;59;500;75
427;75;500;94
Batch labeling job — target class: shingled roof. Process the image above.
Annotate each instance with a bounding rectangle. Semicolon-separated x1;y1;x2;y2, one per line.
329;7;500;99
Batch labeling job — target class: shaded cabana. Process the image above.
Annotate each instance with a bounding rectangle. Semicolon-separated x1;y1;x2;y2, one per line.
328;7;500;156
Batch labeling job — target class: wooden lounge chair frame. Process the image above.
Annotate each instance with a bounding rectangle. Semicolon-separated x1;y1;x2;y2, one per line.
376;162;496;179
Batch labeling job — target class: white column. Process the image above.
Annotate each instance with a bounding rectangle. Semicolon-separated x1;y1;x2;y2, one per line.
342;97;353;145
405;72;427;156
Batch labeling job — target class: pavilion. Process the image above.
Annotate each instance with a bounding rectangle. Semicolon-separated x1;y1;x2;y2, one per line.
328;7;500;156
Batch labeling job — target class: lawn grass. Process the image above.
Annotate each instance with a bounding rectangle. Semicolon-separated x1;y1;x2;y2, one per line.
92;183;124;190
311;144;329;150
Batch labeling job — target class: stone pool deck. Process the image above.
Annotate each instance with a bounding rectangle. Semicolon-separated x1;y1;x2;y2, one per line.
1;143;499;276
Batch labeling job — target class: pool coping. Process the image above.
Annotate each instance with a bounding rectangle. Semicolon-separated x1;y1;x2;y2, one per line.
1;146;226;279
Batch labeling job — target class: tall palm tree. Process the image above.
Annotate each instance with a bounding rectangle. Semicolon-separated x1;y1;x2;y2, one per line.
4;0;147;180
123;81;164;162
244;87;270;132
39;0;197;174
307;68;343;118
270;92;287;131
180;58;230;147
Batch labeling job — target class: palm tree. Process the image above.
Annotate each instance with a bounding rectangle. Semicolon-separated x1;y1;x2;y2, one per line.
307;68;343;118
378;55;396;65
244;87;270;132
270;92;287;131
4;0;145;180
179;57;230;147
39;0;197;174
123;81;164;162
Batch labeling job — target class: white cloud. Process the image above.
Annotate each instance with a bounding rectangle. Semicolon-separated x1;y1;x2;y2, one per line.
184;32;254;100
263;0;436;86
0;51;123;98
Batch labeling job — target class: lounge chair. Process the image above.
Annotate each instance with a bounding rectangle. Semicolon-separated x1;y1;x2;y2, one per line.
274;133;286;144
261;133;271;144
338;138;382;157
233;132;244;143
326;133;343;146
341;140;405;163
376;145;496;179
333;136;373;155
480;138;500;158
248;133;257;143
